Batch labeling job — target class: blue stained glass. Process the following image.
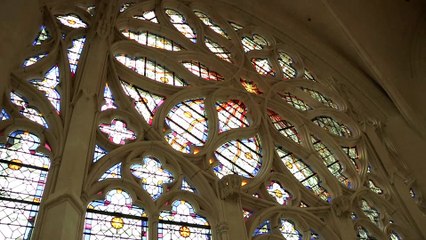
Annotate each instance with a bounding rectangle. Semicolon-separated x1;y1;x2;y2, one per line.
253;220;271;236
33;26;50;45
1;109;10;120
99;163;121;181
93;145;108;163
267;180;291;205
181;178;195;192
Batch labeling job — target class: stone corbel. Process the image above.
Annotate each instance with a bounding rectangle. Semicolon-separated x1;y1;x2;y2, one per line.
218;174;242;200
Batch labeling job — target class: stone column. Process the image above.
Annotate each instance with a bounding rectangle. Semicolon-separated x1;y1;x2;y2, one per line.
217;175;249;240
330;195;357;239
32;1;119;239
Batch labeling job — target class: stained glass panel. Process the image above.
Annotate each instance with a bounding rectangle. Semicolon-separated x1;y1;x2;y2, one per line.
302;88;338;109
67;37;86;74
93;145;108;163
29;66;61;112
356;226;375;240
277;51;297;79
23;54;46;67
33;25;50;45
194;11;229;38
216;100;249;132
251;58;275;76
311;136;351;188
342;146;359;171
253;220;270;236
280;219;302;240
158;200;211;239
121;81;165;125
241;35;268;52
10;92;48;128
130;156;174;199
303;69;316;82
0;131;50;240
165;9;197;43
360;200;380;226
99;163;121;181
99;119;136;145
164;99;208;154
84;189;148;239
368;180;383;195
116;54;187;86
56;14;87;28
205;38;232;62
1;109;10;120
312;116;352;137
267;181;291;205
181;178;195;192
276;148;330;202
182;61;224;81
279;92;311;111
133;10;158;23
229;22;243;31
267;110;301;144
214;136;262;178
101;83;117;111
240;78;262;94
121;30;182;51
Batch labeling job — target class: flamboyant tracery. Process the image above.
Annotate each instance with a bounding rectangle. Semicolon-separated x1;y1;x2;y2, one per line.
0;1;415;239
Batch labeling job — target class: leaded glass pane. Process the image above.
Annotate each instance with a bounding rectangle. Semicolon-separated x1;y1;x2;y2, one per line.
56;14;87;28
205;38;232;62
67;37;86;74
214;136;262;178
99;119;136;145
277;51;297;79
360;199;380;226
311;136;351;188
276;148;330;202
29;66;61;112
268;110;301;144
194;11;229;38
130;156;174;199
164;99;208;154
280;219;302;240
10;92;48;128
116;54;187;86
241;34;268;52
251;58;275;76
158;200;211;239
121;81;165;125
133;10;158;23
0;131;50;240
165;9;197;43
312;116;352;137
182;61;224;81
84;189;148;239
279;92;311;111
216;100;249;132
121;30;182;51
302;88;338;109
240;78;262;94
267;181;291;205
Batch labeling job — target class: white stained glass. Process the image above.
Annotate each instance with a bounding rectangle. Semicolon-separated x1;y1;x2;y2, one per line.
56;15;87;28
